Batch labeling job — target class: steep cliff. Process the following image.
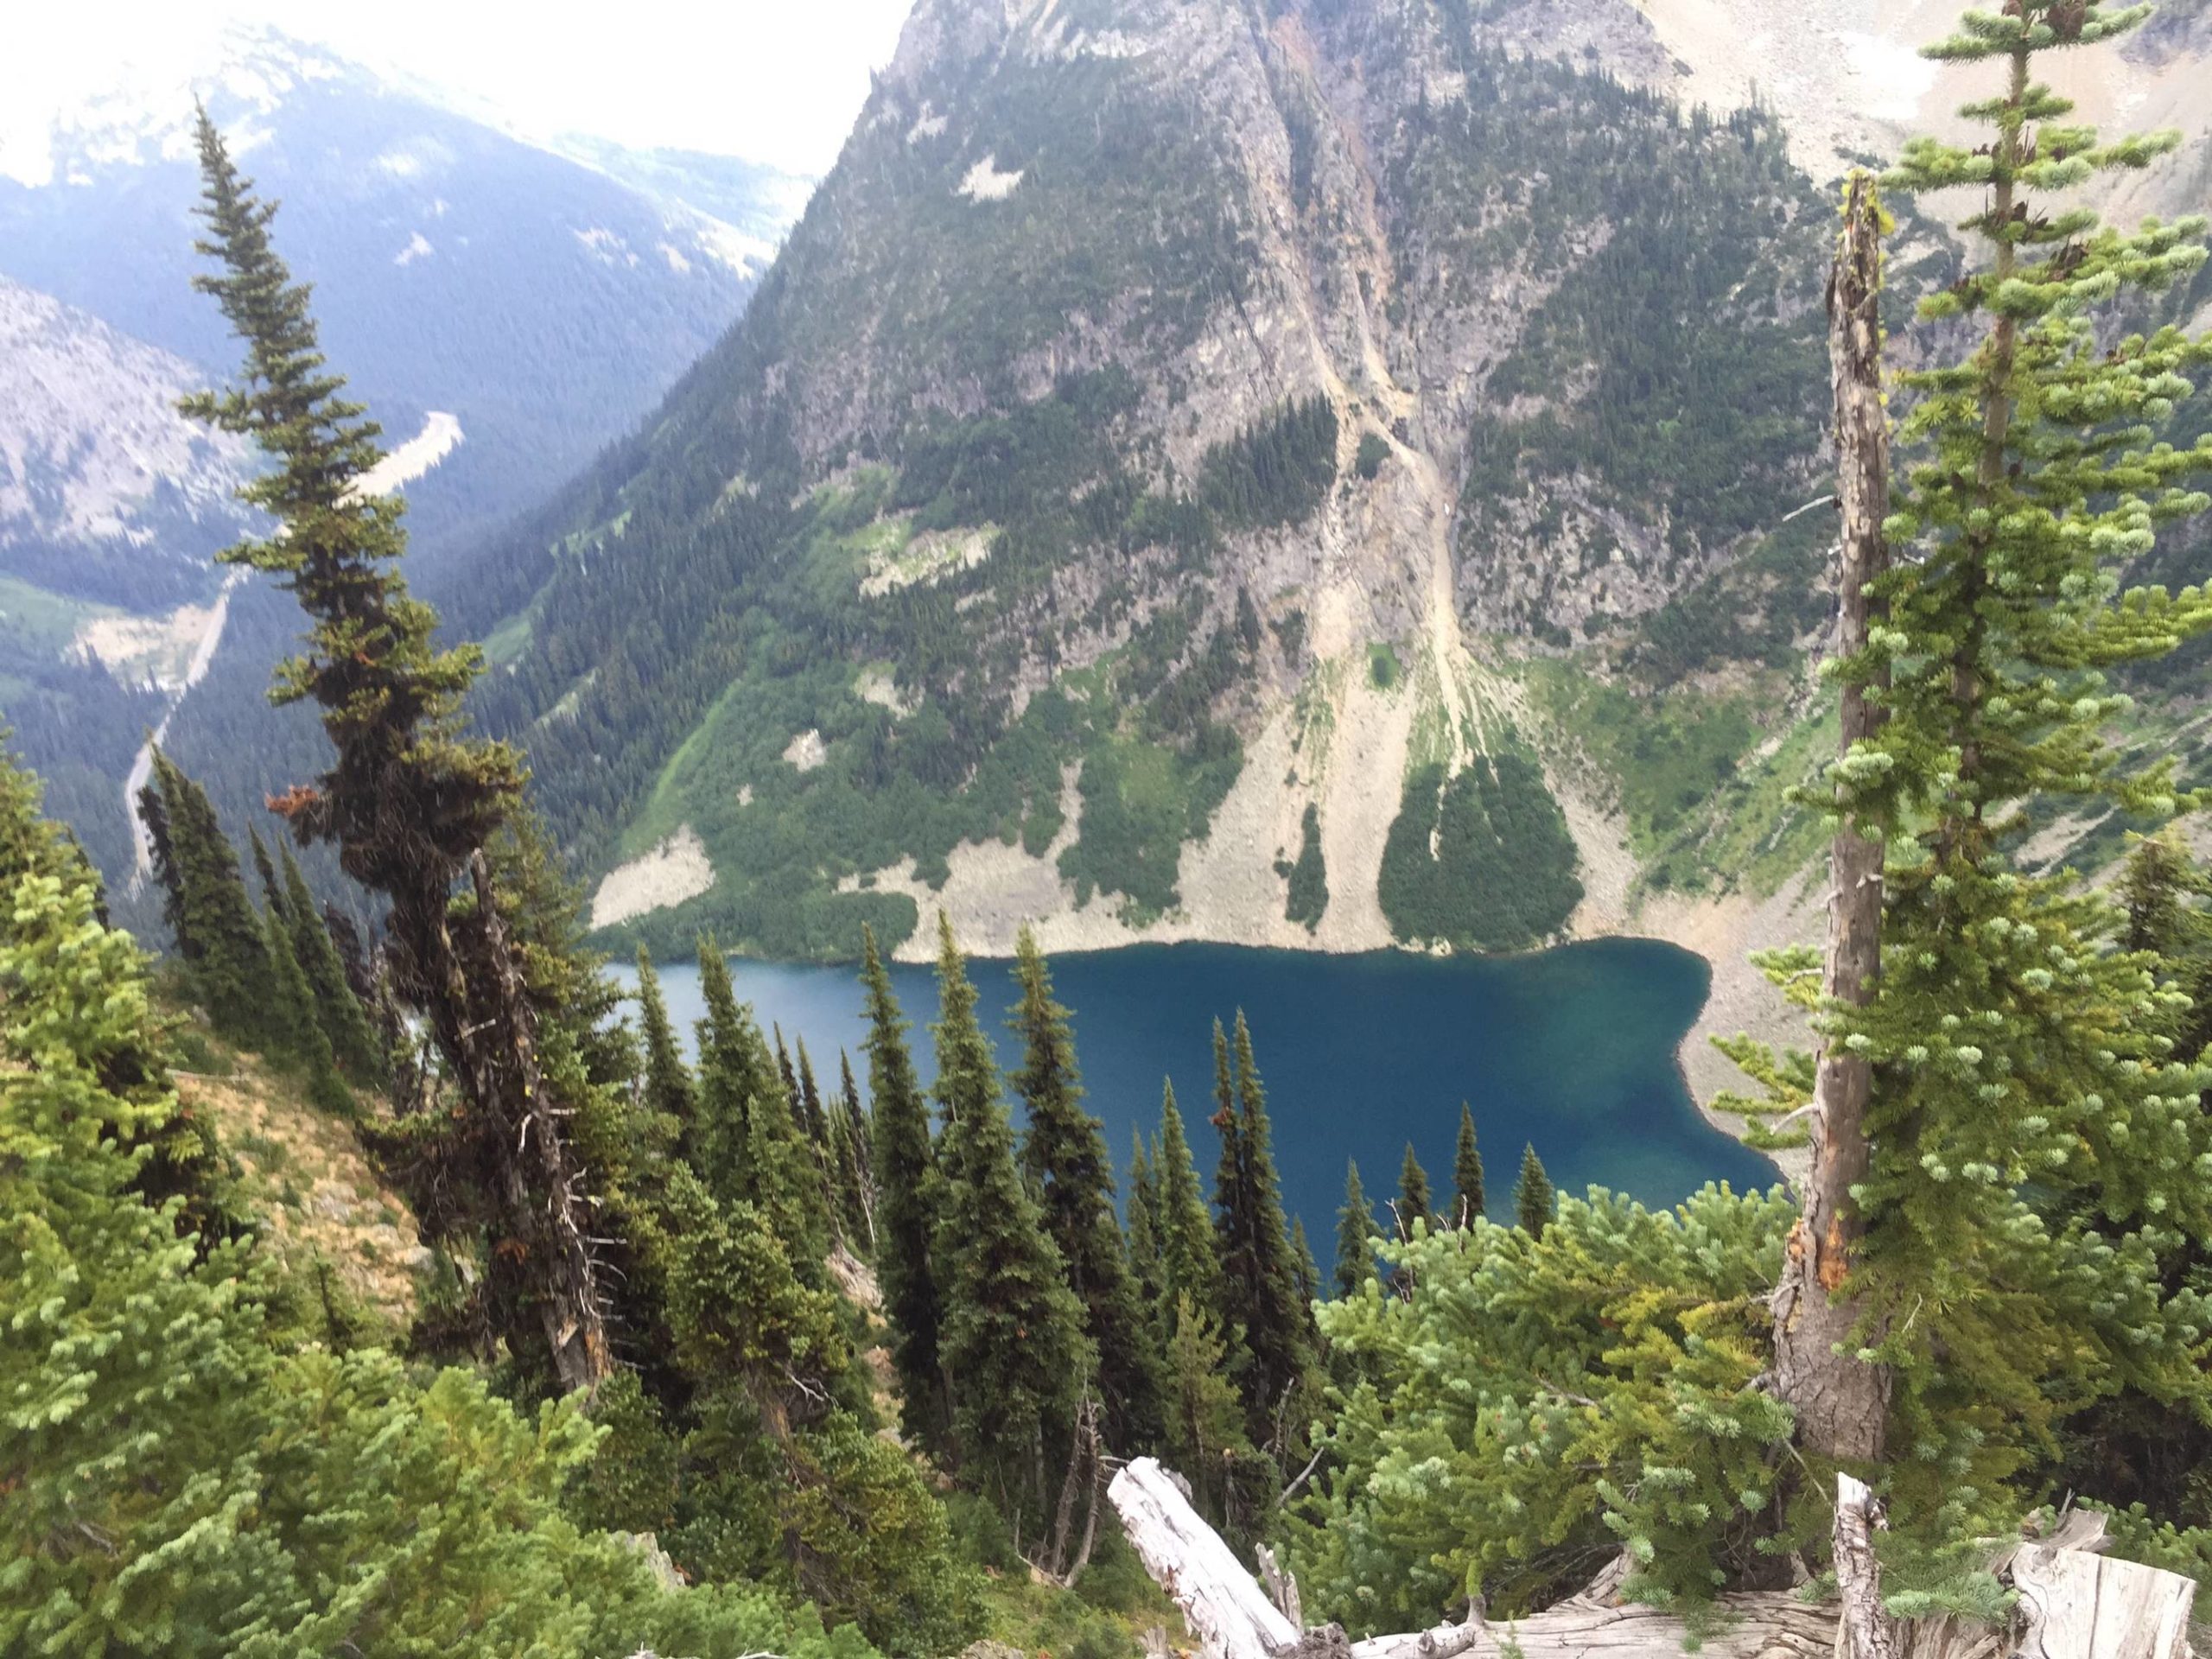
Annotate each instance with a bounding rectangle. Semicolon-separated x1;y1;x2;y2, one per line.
482;0;1864;966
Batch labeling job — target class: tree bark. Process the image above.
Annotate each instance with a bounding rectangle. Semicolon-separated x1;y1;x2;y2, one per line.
466;851;613;1396
1834;1475;1897;1659
1771;169;1892;1465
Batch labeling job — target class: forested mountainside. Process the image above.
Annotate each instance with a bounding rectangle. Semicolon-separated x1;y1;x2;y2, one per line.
450;0;1866;965
14;3;2212;1649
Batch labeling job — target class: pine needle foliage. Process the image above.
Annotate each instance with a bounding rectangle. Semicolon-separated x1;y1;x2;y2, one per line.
861;923;949;1451
1007;925;1165;1452
1725;0;2212;1587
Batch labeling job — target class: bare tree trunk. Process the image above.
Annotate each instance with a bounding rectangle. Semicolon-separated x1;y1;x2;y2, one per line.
1771;169;1891;1465
467;852;613;1396
1046;1390;1096;1579
1835;1475;1897;1659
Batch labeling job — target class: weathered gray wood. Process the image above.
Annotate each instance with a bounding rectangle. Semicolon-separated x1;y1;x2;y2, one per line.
1772;166;1893;1465
1834;1475;1897;1659
2012;1529;2194;1659
1111;1456;2199;1659
1108;1457;1299;1659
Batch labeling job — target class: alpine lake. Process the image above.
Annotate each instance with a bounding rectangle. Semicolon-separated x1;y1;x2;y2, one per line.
625;938;1777;1239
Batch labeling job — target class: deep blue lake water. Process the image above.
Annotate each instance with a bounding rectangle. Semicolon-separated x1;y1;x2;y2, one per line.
621;938;1777;1245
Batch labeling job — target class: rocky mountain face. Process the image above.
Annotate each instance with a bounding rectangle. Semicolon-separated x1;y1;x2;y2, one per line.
0;276;252;608
474;0;1890;965
0;25;766;569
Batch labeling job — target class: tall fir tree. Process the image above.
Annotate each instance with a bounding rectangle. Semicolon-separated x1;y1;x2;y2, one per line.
181;111;610;1391
1719;0;2212;1552
261;894;351;1115
1153;1079;1227;1331
145;749;271;1048
248;825;284;918
277;841;384;1079
692;936;758;1205
693;937;826;1268
1007;926;1163;1452
1515;1144;1554;1239
1125;1130;1166;1325
634;945;699;1146
928;916;1093;1514
1291;1217;1321;1313
1452;1103;1485;1227
861;924;948;1450
1334;1160;1376;1299
1396;1143;1433;1240
1212;1011;1316;1447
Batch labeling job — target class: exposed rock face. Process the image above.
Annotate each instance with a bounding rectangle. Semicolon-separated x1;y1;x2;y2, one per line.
0;276;251;607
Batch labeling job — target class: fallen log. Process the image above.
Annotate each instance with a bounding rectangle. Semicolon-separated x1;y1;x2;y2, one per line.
1105;1459;2200;1659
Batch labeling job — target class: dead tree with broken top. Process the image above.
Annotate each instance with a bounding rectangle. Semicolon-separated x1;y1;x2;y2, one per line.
181;107;612;1395
1768;168;1893;1465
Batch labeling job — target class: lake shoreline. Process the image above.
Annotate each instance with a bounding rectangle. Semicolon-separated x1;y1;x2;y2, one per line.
632;931;1781;1229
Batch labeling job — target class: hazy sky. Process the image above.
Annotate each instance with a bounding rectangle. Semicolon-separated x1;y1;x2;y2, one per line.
2;0;917;177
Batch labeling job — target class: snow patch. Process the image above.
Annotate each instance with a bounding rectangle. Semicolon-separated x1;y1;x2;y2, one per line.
1839;30;1938;122
658;241;692;274
573;226;639;267
590;826;715;928
393;230;434;266
907;102;949;143
782;728;829;772
353;411;463;497
957;154;1024;201
376;148;425;179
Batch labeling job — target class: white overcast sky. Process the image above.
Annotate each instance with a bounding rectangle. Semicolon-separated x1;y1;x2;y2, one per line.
1;0;917;178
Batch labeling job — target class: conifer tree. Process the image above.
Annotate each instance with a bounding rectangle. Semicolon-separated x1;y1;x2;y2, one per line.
249;824;284;917
263;896;351;1114
277;842;384;1079
1212;1011;1316;1445
1292;1217;1321;1312
1514;1144;1554;1239
827;1048;877;1251
1735;0;2212;1539
694;938;826;1266
795;1038;830;1152
181;111;610;1390
1162;1293;1249;1519
929;916;1092;1513
1334;1160;1376;1298
634;945;699;1144
146;748;271;1046
1452;1103;1485;1226
1396;1143;1433;1240
1008;926;1163;1452
692;936;758;1203
1153;1079;1226;1325
1125;1131;1166;1320
861;924;948;1450
838;1048;872;1175
773;1027;802;1125
135;766;190;959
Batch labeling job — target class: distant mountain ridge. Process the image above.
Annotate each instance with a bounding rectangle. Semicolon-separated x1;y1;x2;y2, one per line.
0;23;811;909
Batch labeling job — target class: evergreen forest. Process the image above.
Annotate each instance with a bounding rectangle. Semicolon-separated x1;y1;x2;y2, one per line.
7;3;2212;1657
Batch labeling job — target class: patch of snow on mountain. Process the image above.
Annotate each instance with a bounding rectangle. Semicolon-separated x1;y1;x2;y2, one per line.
573;226;639;267
394;230;435;265
957;154;1023;200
